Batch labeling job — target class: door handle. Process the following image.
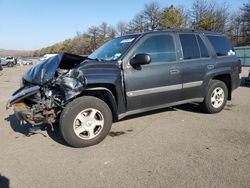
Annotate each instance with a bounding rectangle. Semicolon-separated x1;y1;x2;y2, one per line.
207;64;214;70
170;69;180;75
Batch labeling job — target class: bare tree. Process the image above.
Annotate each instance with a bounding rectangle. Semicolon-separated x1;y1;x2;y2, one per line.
143;2;161;30
227;13;242;46
127;13;146;33
99;22;109;38
241;1;250;45
210;4;230;33
178;6;189;28
107;26;117;39
191;0;230;33
88;26;100;51
191;0;210;23
72;32;84;54
116;21;127;36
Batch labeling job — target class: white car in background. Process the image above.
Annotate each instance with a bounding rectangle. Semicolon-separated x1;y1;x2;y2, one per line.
17;58;33;66
40;54;58;61
22;59;33;65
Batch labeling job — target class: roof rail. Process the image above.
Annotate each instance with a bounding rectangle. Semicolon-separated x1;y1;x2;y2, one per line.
152;28;197;32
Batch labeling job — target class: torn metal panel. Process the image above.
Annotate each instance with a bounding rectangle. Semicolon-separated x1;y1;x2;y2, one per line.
23;53;87;85
56;69;87;100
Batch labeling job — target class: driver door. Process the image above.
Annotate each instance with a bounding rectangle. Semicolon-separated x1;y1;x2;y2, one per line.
123;33;182;111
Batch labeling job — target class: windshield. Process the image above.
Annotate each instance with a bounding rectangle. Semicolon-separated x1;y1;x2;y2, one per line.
88;34;140;61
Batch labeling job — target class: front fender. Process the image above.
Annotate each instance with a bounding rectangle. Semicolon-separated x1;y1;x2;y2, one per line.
85;87;118;121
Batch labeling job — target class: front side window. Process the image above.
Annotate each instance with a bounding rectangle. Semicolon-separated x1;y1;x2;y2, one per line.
206;35;234;56
180;34;200;60
133;34;176;63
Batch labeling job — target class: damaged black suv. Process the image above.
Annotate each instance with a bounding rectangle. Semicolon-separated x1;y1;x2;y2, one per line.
7;29;241;147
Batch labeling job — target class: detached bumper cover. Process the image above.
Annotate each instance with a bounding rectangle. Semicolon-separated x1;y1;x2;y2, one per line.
6;85;40;109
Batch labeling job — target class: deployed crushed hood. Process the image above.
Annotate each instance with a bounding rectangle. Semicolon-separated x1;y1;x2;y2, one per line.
23;53;87;85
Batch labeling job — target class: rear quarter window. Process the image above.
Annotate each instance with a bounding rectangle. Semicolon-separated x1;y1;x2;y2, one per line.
206;35;234;57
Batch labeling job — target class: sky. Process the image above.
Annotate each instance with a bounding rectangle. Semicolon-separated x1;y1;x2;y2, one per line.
0;0;248;50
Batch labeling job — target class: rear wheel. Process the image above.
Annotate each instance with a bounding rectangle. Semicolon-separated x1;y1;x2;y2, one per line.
201;80;228;114
7;62;14;67
60;96;112;148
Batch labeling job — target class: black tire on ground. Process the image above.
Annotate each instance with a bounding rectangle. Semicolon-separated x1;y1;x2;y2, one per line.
60;96;113;148
200;80;228;114
7;62;14;67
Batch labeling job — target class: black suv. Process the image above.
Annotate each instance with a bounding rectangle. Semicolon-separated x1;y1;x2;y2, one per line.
7;29;241;147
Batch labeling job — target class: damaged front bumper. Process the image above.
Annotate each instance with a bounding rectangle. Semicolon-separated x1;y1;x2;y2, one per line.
6;85;40;109
6;86;45;124
6;85;55;125
12;102;55;125
12;102;46;125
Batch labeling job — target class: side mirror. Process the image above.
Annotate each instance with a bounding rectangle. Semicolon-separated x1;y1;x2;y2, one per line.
130;53;151;66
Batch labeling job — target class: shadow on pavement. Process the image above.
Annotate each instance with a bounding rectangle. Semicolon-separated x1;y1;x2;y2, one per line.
5;103;203;145
120;107;177;122
5;114;29;135
0;174;10;188
240;77;250;88
120;103;203;122
174;103;203;114
5;114;69;147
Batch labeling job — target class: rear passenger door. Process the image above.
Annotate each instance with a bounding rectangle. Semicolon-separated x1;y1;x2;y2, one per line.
177;33;214;100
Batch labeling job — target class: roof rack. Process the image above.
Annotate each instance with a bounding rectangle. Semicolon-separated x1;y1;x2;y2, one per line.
146;28;221;35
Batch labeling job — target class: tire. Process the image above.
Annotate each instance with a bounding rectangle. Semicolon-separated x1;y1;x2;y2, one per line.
8;62;14;67
200;80;228;114
60;96;113;148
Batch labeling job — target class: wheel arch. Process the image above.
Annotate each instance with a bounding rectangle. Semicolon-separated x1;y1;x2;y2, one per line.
81;86;118;121
211;74;232;100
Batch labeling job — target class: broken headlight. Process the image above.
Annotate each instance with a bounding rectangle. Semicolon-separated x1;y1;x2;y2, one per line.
56;69;86;100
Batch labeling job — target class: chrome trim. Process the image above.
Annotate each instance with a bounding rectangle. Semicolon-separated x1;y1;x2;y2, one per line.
127;81;203;97
127;84;182;97
183;81;203;89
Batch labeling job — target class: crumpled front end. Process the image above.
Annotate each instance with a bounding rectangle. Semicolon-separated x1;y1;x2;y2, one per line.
6;86;49;125
7;85;64;125
7;53;88;125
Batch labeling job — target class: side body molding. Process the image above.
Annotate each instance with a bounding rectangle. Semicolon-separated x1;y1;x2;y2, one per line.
126;81;203;97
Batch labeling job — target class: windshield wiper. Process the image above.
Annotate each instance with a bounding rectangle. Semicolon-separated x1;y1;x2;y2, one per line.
87;57;104;62
95;58;105;62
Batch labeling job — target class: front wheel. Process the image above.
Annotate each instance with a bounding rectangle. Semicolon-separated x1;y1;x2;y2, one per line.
200;80;228;114
60;96;113;148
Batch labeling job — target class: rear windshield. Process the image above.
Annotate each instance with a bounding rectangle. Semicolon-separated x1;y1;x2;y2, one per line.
206;35;234;57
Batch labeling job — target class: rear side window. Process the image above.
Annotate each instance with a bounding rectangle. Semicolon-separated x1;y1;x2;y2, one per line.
180;34;200;59
206;35;233;56
134;34;176;63
197;35;209;58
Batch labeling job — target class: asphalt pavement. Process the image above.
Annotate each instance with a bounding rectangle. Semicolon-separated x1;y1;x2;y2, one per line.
0;66;249;188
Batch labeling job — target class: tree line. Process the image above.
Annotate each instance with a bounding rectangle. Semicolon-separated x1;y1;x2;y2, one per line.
32;0;250;57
